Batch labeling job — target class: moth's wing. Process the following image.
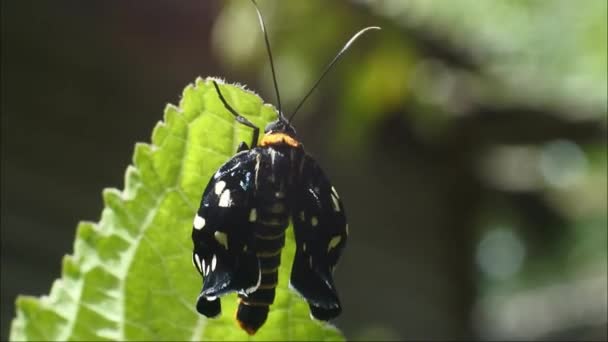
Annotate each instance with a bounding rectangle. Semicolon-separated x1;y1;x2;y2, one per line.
191;150;261;317
290;154;348;321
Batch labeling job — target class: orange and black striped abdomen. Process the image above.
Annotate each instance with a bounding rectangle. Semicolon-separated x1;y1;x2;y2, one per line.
236;195;288;334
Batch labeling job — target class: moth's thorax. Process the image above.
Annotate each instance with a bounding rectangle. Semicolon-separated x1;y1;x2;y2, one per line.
259;132;300;148
254;144;304;203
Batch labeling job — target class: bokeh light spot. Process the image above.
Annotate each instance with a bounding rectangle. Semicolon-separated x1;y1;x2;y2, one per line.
539;139;588;189
476;227;526;280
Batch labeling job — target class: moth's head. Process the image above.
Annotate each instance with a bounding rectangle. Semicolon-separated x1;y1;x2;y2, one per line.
264;117;297;137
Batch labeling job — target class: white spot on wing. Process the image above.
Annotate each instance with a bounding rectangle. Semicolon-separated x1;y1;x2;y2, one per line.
215;181;226;195
330;193;341;212
254;154;261;189
331;186;340;199
218;190;232;207
311;216;318;227
214;231;228;249
249;208;257;222
299;211;305;221
193;253;202;272
211;254;217;272
346;224;349;236
206;296;217;301
302;243;307;252
327;236;342;252
193;215;206;230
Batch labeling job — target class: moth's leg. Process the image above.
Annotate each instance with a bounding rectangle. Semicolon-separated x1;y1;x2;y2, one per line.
212;81;260;148
236;141;250;153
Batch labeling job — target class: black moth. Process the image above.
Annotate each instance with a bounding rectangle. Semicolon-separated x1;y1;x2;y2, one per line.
191;0;379;335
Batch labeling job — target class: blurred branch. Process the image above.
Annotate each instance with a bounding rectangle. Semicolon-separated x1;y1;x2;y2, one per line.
443;105;607;148
353;0;607;150
374;105;606;165
350;0;481;72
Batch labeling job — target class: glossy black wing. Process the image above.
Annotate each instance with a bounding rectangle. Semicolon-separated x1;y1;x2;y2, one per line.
290;154;348;321
191;150;261;318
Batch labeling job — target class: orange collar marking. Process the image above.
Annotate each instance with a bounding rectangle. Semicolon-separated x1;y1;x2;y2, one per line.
259;133;300;148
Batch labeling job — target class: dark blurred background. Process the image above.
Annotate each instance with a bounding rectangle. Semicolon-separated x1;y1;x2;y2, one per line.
1;0;606;340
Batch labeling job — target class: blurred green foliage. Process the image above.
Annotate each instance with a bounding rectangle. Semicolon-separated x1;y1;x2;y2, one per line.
2;0;606;340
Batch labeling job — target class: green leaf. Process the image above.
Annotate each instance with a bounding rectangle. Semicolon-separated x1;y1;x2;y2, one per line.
9;77;345;342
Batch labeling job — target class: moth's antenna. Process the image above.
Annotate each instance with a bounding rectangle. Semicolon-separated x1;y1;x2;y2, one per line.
250;0;283;119
212;80;260;146
213;81;240;118
288;26;381;123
